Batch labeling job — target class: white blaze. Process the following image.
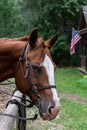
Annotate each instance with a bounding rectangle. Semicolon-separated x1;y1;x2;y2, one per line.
42;55;59;103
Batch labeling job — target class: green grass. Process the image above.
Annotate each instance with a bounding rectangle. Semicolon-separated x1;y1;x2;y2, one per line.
59;98;87;130
53;68;87;130
55;67;87;100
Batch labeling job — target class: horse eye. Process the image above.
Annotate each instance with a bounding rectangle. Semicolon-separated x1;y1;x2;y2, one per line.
32;64;41;71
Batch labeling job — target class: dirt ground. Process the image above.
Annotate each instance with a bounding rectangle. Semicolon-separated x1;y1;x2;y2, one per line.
0;85;14;112
0;85;87;130
59;92;87;105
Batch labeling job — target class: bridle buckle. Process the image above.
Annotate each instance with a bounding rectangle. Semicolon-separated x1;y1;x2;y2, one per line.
32;85;38;93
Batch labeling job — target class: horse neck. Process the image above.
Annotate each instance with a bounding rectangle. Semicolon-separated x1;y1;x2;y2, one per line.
0;39;27;82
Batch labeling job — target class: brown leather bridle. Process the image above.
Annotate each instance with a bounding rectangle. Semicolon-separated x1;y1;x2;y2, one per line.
0;42;57;122
17;42;56;108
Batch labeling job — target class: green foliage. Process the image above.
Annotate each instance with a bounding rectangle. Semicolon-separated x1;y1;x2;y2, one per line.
35;0;87;35
0;0;87;65
70;54;81;66
34;0;87;66
0;0;28;37
18;0;38;34
51;33;70;66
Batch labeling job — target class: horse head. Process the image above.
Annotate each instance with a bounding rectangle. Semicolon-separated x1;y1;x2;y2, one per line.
15;28;60;120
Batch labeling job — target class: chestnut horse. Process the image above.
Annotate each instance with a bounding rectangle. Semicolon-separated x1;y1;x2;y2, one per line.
0;28;60;120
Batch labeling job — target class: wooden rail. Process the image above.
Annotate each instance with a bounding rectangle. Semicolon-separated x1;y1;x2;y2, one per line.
0;90;26;130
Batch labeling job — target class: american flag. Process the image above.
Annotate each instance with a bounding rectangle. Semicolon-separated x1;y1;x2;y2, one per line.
70;28;81;55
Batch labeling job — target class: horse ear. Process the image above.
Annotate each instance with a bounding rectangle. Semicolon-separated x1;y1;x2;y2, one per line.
45;33;58;49
29;28;38;50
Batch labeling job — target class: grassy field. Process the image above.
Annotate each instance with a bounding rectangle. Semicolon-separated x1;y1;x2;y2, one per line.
54;68;87;130
27;67;87;130
55;67;87;100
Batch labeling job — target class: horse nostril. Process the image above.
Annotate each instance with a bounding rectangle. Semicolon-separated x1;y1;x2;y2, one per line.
47;105;55;114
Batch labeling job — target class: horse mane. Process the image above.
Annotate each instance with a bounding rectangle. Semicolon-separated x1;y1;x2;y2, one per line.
0;36;29;42
13;36;29;41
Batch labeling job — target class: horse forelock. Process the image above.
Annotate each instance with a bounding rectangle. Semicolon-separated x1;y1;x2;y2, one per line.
28;37;55;66
36;38;44;46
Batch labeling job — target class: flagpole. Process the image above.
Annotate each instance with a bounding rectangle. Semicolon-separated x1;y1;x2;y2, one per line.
78;27;87;35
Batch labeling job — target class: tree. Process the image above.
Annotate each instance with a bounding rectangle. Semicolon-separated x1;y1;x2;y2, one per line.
34;0;87;66
0;0;23;37
1;0;87;65
18;0;38;34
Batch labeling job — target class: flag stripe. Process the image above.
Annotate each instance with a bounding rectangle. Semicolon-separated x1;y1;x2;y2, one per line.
71;34;80;44
70;28;81;55
70;47;75;55
71;33;81;43
70;36;81;49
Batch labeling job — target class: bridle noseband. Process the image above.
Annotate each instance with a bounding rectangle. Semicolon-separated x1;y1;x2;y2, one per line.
16;42;56;108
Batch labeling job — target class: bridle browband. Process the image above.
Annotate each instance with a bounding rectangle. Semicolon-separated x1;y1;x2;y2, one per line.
16;41;56;107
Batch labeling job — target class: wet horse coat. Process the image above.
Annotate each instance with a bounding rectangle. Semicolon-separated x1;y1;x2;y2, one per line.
0;29;60;120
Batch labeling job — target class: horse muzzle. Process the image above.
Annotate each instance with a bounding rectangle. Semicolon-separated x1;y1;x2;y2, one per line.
39;100;60;120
